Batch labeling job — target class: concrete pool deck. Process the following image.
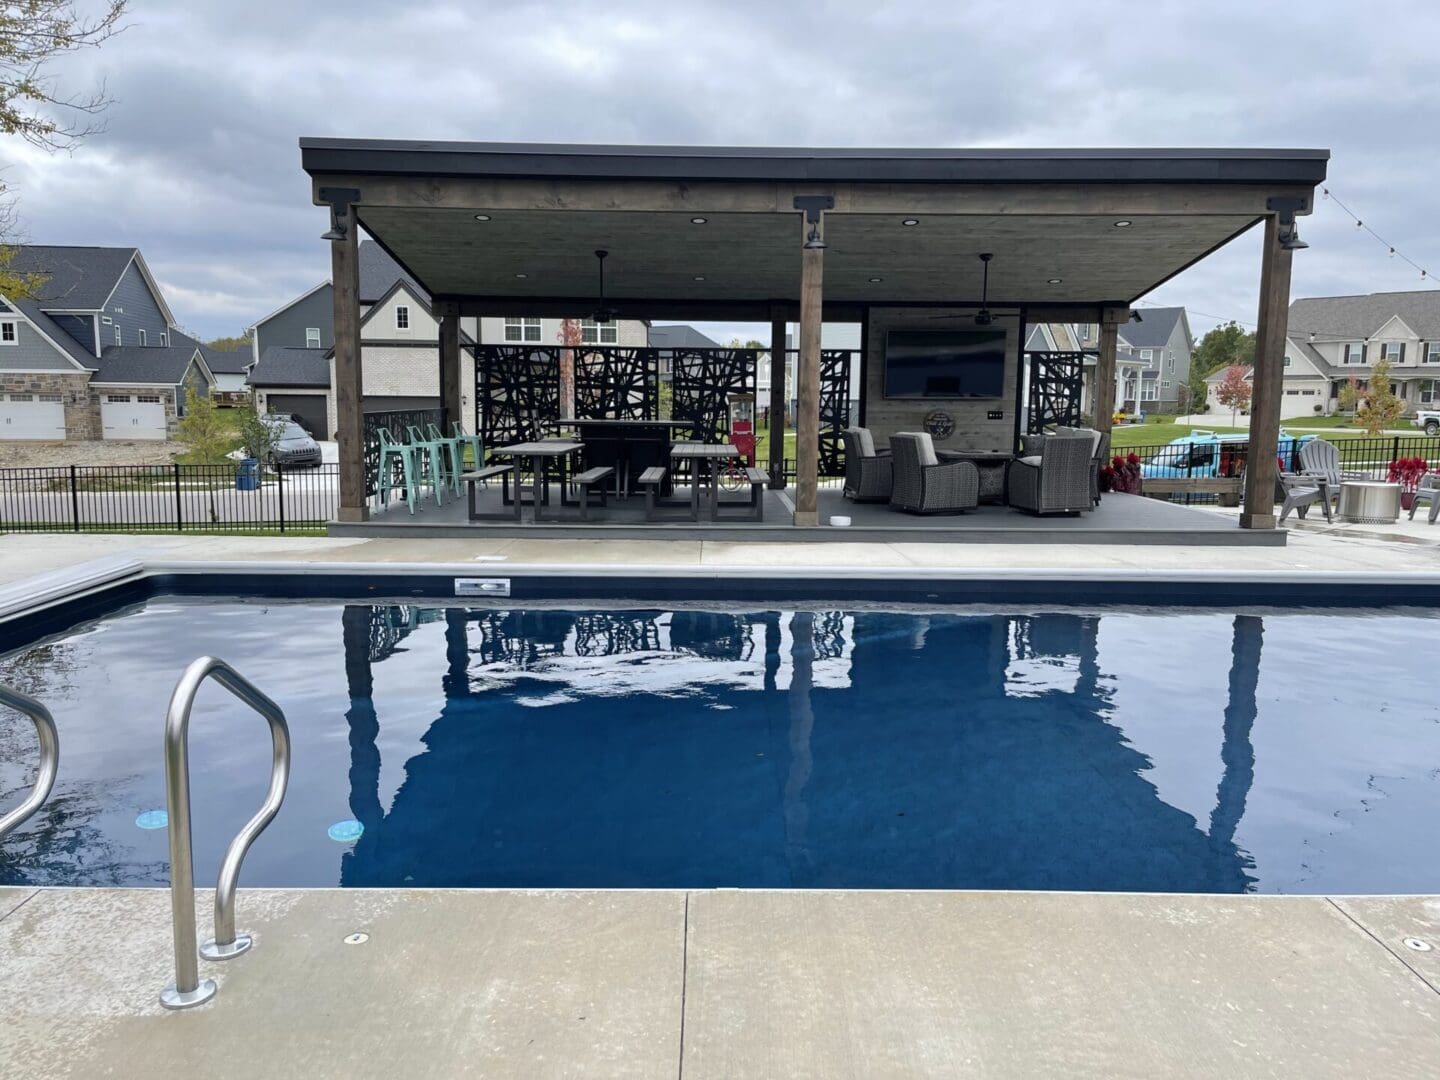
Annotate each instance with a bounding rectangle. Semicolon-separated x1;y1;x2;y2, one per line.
3;528;1440;1076
1;886;1439;1078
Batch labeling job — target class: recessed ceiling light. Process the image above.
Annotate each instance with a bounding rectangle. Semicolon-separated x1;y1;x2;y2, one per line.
1047;277;1063;284
474;214;491;221
901;218;920;226
692;275;706;282
513;272;528;279
868;276;883;283
690;216;708;224
1113;219;1133;228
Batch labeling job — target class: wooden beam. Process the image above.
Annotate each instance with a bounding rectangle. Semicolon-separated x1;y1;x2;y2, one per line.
1092;310;1122;435
316;175;1302;218
331;209;365;522
439;314;461;434
768;307;788;490
794;226;823;526
1241;215;1293;530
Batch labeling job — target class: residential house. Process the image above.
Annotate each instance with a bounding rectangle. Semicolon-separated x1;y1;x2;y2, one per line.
247;241;648;437
1201;290;1440;417
1061;308;1194;415
1;245;214;441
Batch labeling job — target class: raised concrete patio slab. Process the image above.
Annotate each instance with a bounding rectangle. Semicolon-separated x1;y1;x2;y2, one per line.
2;888;1439;1078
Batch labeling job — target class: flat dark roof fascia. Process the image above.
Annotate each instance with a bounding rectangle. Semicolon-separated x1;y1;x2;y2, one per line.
300;139;1329;187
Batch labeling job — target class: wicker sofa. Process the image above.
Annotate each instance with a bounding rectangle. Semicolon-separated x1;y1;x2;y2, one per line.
841;427;893;502
889;432;980;514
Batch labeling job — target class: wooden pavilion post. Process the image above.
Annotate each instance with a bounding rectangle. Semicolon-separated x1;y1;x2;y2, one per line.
329;201;365;522
793;204;827;527
1092;308;1122;435
1241;215;1294;530
438;314;461;435
768;306;788;489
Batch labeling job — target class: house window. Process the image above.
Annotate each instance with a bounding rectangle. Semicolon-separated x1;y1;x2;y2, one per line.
160;332;169;346
38;393;62;403
1161;380;1172;390
1140;384;1157;401
1283;355;1292;366
138;329;147;346
1419;380;1438;404
581;318;618;344
1425;342;1440;363
305;327;321;348
395;305;410;330
1167;356;1175;372
1285;389;1300;396
106;394;131;403
135;394;161;403
114;326;121;345
503;317;542;342
1139;348;1153;361
0;320;15;345
1381;342;1401;361
1344;342;1365;364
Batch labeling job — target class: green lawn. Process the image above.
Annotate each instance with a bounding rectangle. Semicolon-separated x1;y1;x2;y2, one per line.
1281;415;1417;431
1109;423;1245;449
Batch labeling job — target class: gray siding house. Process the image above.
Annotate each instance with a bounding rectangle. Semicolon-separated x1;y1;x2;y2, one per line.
1;245;213;441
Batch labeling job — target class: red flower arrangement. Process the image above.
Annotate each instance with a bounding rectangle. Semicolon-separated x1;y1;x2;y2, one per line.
1388;456;1428;509
1099;452;1143;495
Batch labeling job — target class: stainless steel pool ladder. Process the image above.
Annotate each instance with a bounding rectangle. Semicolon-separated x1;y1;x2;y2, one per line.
0;684;58;841
160;657;291;1011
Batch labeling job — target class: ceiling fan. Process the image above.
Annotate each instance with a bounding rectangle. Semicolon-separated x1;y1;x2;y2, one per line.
590;249;621;323
930;252;998;323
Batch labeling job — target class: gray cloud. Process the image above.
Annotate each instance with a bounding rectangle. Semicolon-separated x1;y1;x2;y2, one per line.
4;0;1437;339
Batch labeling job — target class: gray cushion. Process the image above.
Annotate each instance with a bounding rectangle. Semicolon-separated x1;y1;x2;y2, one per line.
1017;455;1043;467
856;427;876;457
914;432;938;467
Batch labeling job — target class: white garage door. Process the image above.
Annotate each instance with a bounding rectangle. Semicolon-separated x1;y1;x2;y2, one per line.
0;393;66;440
101;393;168;440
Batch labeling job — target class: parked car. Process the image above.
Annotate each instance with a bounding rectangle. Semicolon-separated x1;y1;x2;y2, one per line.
260;414;322;469
1416;409;1440;436
1139;429;1315;480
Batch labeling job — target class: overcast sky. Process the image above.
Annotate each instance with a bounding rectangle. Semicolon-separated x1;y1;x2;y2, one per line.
5;0;1438;341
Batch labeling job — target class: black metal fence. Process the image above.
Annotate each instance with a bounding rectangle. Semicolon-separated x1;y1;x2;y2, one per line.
0;464;339;534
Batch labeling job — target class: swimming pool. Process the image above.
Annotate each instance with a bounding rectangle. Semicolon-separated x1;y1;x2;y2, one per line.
2;594;1438;893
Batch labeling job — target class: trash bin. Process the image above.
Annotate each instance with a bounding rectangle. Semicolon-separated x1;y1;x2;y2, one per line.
236;458;260;491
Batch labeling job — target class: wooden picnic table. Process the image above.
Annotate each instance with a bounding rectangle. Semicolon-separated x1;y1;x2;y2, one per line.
670;441;739;521
489;440;583;522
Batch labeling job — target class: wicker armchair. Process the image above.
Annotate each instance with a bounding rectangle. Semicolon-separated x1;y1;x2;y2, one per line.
841;427;893;502
1021;427;1109;505
1007;433;1096;515
889;432;979;514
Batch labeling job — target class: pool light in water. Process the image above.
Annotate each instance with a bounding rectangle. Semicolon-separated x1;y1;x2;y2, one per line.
135;810;169;830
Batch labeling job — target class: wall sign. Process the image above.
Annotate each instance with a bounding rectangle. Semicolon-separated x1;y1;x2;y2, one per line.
923;410;955;440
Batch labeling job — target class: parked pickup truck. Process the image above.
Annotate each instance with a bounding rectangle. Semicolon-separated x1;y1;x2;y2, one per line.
1139;429;1316;480
1415;410;1440;436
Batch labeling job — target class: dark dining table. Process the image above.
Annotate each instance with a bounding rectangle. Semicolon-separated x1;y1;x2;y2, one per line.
549;419;697;496
670;441;739;521
489;440;584;522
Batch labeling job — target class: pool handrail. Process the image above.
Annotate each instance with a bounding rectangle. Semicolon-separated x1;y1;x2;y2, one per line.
0;683;59;842
159;656;291;1011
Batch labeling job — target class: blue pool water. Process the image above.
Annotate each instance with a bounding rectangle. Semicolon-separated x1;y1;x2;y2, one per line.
2;599;1438;893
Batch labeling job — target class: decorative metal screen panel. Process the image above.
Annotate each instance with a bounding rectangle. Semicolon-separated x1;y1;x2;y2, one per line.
818;349;853;476
1026;351;1091;434
476;346;561;449
670;348;757;443
573;347;659;420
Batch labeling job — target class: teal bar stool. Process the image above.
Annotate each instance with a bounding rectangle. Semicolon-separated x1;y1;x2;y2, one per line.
375;427;418;515
451;422;485;476
427;422;465;495
406;425;447;507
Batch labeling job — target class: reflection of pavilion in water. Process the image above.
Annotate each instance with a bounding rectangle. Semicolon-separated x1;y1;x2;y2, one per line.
336;604;1260;891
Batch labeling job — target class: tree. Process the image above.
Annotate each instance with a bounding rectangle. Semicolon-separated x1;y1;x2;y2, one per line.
1337;377;1359;416
1214;365;1252;426
1;1;129;299
1;1;128;150
207;331;253;353
1359;359;1404;435
557;318;581;418
1175;382;1193;417
175;376;233;464
1188;321;1256;417
237;403;281;462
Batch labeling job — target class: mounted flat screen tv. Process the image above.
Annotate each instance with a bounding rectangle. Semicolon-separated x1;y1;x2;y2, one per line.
883;330;1007;399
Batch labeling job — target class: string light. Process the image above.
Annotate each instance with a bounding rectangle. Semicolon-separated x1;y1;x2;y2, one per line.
1321;187;1435;285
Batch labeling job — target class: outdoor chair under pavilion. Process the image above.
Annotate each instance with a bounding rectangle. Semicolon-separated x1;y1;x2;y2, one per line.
1278;473;1332;523
842;427;893;502
1298;439;1364;506
1021;426;1109;506
888;432;979;514
1007;432;1096;516
1409;473;1440;524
